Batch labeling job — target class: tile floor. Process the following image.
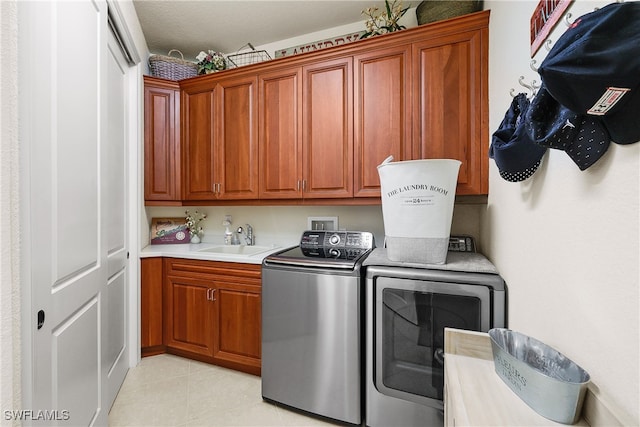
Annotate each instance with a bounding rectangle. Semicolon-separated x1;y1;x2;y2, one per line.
108;354;341;427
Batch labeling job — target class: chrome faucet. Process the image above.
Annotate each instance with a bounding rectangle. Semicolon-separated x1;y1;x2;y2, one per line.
236;224;255;246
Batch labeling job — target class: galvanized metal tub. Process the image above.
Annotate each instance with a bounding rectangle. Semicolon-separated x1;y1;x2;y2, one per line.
488;328;590;424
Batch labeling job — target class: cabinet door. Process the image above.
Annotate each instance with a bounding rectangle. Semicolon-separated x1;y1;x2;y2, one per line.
212;281;261;375
215;75;259;199
144;78;181;202
141;258;164;356
182;87;217;200
164;274;215;359
412;29;489;195
259;67;303;199
354;46;412;198
302;57;353;199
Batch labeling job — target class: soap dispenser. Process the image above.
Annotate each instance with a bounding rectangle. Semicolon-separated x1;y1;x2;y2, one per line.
222;215;233;245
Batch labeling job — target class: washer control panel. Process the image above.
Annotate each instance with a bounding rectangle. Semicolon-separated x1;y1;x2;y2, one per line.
300;230;375;259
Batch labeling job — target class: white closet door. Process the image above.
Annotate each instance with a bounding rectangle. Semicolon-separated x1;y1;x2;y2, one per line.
22;1;110;425
105;22;131;410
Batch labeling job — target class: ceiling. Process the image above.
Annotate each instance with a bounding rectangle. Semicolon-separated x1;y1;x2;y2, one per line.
133;0;419;61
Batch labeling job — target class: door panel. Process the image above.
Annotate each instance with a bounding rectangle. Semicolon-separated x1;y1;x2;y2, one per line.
164;276;215;358
216;76;259;199
106;271;126;371
412;30;488;195
259;67;303;199
26;1;106;424
183;89;217;199
354;47;411;197
141;258;164;354
22;1;131;424
105;24;130;407
54;298;100;426
214;287;261;361
302;58;353;198
144;82;180;201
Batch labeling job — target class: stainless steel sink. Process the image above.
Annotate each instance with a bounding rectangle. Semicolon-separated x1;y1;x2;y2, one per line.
198;245;275;256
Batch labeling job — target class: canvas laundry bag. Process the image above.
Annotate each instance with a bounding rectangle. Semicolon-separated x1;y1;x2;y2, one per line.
377;156;461;264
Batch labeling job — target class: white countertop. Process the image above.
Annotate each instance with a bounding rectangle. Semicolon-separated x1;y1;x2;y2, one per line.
139;242;289;265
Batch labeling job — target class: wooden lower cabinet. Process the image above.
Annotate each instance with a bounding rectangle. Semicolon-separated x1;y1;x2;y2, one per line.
164;274;216;359
141;258;165;356
162;258;262;375
212;281;261;371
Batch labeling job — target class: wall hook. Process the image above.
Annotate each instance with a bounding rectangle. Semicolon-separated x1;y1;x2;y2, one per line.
564;12;574;27
531;80;541;96
530;59;539;73
544;39;553;51
510;76;538;98
518;76;535;93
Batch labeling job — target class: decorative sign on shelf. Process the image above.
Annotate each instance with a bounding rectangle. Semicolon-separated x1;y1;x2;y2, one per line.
530;0;573;57
150;217;189;244
275;31;366;58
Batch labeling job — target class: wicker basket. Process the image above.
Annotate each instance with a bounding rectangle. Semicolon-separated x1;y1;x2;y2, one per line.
416;0;483;25
227;43;272;68
148;49;198;80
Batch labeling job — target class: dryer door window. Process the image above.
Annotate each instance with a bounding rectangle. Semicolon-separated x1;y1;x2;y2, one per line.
374;277;491;407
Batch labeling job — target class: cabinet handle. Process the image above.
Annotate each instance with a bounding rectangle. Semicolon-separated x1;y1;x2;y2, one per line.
302;180;306;191
210;289;216;301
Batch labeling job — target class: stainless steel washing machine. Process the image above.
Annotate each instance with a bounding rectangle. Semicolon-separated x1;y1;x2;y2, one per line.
364;249;507;426
262;230;375;425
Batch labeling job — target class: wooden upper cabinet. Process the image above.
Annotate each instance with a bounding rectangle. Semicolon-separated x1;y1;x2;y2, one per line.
353;46;412;198
144;77;181;203
182;75;259;201
302;57;353;199
215;74;259;200
182;86;217;200
259;67;303;199
145;11;489;202
412;27;489;195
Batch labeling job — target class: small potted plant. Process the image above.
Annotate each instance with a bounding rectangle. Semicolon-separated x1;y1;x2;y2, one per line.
185;210;207;243
195;50;227;74
361;0;409;39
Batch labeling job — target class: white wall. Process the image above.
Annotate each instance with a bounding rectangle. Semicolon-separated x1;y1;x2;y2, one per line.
483;1;639;423
0;1;21;422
